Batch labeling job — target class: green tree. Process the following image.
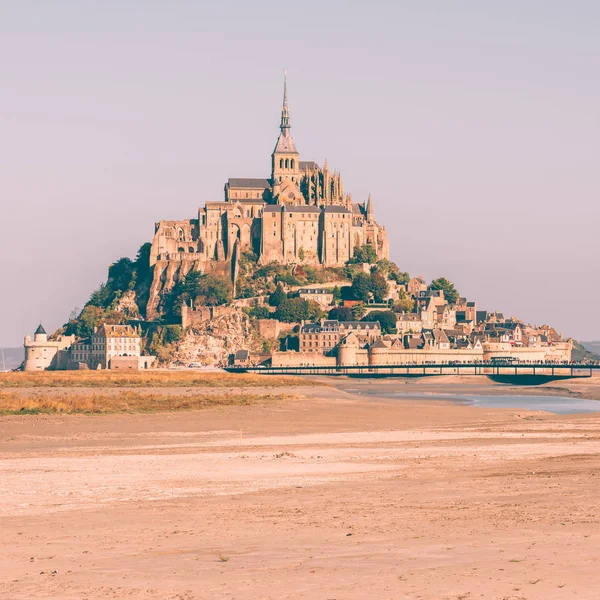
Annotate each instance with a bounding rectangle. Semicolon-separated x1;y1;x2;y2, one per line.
196;274;231;306
238;250;258;270
350;245;378;264
429;277;460;305
363;310;397;334
88;284;113;309
332;285;342;304
344;263;362;281
163;325;182;344
274;298;324;323
370;272;389;303
351;303;366;319
393;290;415;313
274;298;308;322
375;259;410;285
108;257;135;292
306;299;325;321
164;271;232;320
394;271;410;285
134;242;152;281
269;283;287;307
303;265;318;283
351;273;371;302
68;305;104;338
328;306;353;321
248;305;272;320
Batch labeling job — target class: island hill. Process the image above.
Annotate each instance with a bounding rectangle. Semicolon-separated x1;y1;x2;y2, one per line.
26;80;572;371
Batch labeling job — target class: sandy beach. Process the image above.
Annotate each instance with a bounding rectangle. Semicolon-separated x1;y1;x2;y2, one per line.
1;376;600;599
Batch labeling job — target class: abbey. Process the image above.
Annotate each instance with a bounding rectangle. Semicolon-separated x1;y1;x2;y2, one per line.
148;78;388;317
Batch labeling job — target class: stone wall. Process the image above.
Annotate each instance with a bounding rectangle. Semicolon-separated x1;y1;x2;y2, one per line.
109;356;156;370
544;341;572;362
271;351;336;367
109;356;140;370
181;304;239;329
482;343;570;362
257;319;280;339
365;347;484;366
256;319;296;340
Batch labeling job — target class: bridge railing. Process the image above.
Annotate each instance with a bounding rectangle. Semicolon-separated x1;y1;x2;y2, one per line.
225;362;597;378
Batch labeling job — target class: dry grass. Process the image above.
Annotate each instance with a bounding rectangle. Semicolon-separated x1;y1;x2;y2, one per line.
0;370;321;389
0;389;290;415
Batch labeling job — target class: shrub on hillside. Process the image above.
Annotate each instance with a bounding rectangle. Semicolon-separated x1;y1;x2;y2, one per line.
363;310;397;334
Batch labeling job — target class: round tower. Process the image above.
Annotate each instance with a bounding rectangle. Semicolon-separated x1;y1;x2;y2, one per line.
24;324;52;371
337;332;359;367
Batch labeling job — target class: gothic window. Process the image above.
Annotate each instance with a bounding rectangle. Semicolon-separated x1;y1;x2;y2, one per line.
178;247;185;253
279;159;283;168
189;247;194;253
290;159;295;169
285;159;289;168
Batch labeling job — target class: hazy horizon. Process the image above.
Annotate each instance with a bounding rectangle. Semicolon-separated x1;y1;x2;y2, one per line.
1;1;599;346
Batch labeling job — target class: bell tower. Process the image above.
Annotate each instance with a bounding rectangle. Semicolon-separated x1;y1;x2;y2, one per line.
271;72;300;184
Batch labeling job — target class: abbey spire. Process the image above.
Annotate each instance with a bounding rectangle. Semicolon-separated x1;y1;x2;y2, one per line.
272;72;300;183
280;70;290;131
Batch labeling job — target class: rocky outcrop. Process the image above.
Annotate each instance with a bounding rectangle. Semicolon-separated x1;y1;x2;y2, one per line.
146;259;233;321
173;309;263;366
113;290;141;319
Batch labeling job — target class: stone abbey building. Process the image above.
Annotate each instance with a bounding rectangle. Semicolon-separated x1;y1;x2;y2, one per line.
148;78;388;318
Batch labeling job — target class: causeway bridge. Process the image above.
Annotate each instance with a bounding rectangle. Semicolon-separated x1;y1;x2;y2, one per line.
225;363;599;384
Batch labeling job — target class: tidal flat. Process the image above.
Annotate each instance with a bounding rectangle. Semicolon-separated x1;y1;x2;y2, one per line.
1;374;599;598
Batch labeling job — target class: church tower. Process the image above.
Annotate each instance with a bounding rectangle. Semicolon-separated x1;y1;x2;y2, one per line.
271;73;300;184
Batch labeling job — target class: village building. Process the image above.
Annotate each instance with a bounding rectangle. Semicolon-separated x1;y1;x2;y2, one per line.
297;288;334;307
455;298;477;322
299;320;381;354
86;324;158;370
407;277;428;297
396;313;423;334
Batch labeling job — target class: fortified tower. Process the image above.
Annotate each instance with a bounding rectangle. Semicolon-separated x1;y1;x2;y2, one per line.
23;324;75;371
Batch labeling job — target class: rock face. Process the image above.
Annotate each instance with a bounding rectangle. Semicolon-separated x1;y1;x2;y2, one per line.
114;290;142;319
173;309;263;365
146;259;232;321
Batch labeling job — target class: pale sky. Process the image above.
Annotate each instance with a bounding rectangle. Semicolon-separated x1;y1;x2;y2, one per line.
1;1;599;346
